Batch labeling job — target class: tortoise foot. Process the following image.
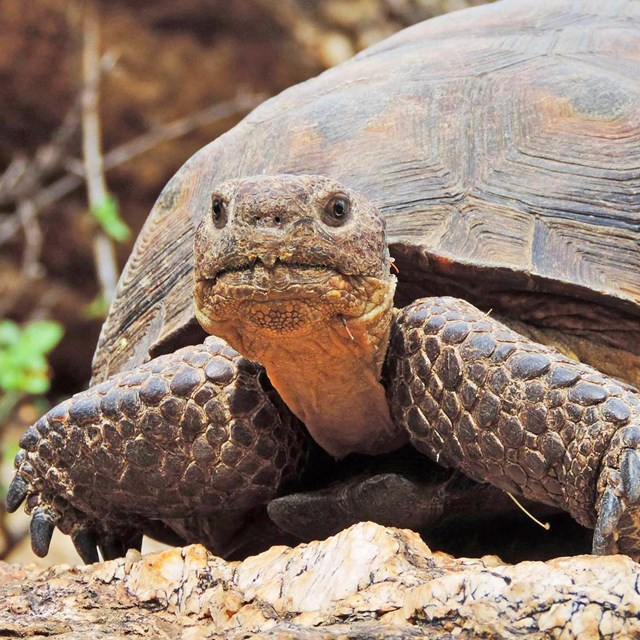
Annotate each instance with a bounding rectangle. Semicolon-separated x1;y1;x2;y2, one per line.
6;337;305;562
387;296;640;558
594;425;640;558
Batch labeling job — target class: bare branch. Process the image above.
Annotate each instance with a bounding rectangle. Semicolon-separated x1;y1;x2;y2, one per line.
18;200;43;279
81;0;118;303
0;155;29;203
81;4;108;207
8;93;265;223
0;215;20;244
0;0;264;300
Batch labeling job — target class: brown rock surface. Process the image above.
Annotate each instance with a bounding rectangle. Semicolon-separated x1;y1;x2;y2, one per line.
1;522;638;639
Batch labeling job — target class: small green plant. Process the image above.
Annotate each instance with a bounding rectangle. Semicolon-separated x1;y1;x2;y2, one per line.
0;319;64;420
85;293;110;320
90;194;130;242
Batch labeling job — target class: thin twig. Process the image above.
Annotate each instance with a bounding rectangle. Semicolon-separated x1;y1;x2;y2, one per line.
102;91;266;169
0;156;29;203
81;1;119;304
18;200;43;279
0;7;264;295
0;216;20;244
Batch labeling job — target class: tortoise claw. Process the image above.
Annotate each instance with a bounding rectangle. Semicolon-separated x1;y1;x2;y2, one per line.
30;509;57;557
621;449;640;504
5;475;29;513
98;536;127;560
128;533;143;554
72;529;100;564
594;424;640;557
592;487;622;555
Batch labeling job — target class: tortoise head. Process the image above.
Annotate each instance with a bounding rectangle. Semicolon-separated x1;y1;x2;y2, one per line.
194;174;395;348
194;174;400;457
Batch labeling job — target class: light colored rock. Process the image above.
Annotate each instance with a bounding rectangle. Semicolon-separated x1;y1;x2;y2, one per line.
2;522;640;638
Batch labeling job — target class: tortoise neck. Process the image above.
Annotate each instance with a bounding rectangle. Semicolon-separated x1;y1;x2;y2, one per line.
256;318;406;459
208;276;404;458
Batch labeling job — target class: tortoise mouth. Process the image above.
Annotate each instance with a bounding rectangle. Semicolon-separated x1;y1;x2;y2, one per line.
205;258;342;293
194;261;370;336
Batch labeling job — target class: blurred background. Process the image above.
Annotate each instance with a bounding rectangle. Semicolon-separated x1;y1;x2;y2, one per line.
0;0;493;565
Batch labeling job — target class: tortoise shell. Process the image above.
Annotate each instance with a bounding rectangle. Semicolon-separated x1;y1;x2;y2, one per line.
93;0;640;384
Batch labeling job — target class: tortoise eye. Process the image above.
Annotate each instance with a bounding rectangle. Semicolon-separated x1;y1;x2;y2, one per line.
323;195;350;227
211;196;227;228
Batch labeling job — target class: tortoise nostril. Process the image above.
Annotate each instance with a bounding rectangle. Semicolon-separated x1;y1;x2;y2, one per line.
249;211;286;226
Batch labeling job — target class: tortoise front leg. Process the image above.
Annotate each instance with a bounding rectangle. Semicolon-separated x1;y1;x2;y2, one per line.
6;336;305;563
386;296;640;559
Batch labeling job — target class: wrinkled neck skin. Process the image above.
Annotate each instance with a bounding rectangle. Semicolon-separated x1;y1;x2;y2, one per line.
200;276;406;459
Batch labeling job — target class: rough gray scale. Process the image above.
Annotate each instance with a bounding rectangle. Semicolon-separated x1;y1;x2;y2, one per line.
19;427;40;451
508;354;551;380
170;367;203;397
441;321;470;344
568;383;609;406
550;367;581;388
205;358;235;384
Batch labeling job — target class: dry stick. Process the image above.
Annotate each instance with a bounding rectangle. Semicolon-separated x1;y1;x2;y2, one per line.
81;1;119;304
0;104;82;275
102;91;266;170
0;156;29;204
17;200;43;279
0;103;81;208
0;216;20;244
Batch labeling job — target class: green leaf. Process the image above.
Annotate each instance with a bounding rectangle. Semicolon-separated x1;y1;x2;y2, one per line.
19;321;64;355
0;367;22;391
85;294;110;319
91;194;131;242
0;320;20;346
0;319;62;394
21;372;50;395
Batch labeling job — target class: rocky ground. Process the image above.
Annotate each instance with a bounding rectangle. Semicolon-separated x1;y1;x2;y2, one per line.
1;522;639;639
2;3;639;638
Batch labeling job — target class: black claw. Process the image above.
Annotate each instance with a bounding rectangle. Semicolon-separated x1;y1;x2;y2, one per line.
5;475;29;513
592;527;615;556
592;487;622;556
127;533;143;553
99;536;127;561
72;529;99;564
30;510;56;557
621;450;640;504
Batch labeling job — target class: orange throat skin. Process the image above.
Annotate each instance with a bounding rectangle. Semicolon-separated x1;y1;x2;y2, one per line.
195;272;405;458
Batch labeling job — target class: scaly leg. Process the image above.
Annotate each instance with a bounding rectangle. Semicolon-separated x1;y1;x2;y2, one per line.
386;297;640;559
6;336;305;562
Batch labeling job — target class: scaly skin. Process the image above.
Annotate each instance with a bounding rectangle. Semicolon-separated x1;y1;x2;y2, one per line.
7;175;640;561
6;337;305;561
387;297;640;558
